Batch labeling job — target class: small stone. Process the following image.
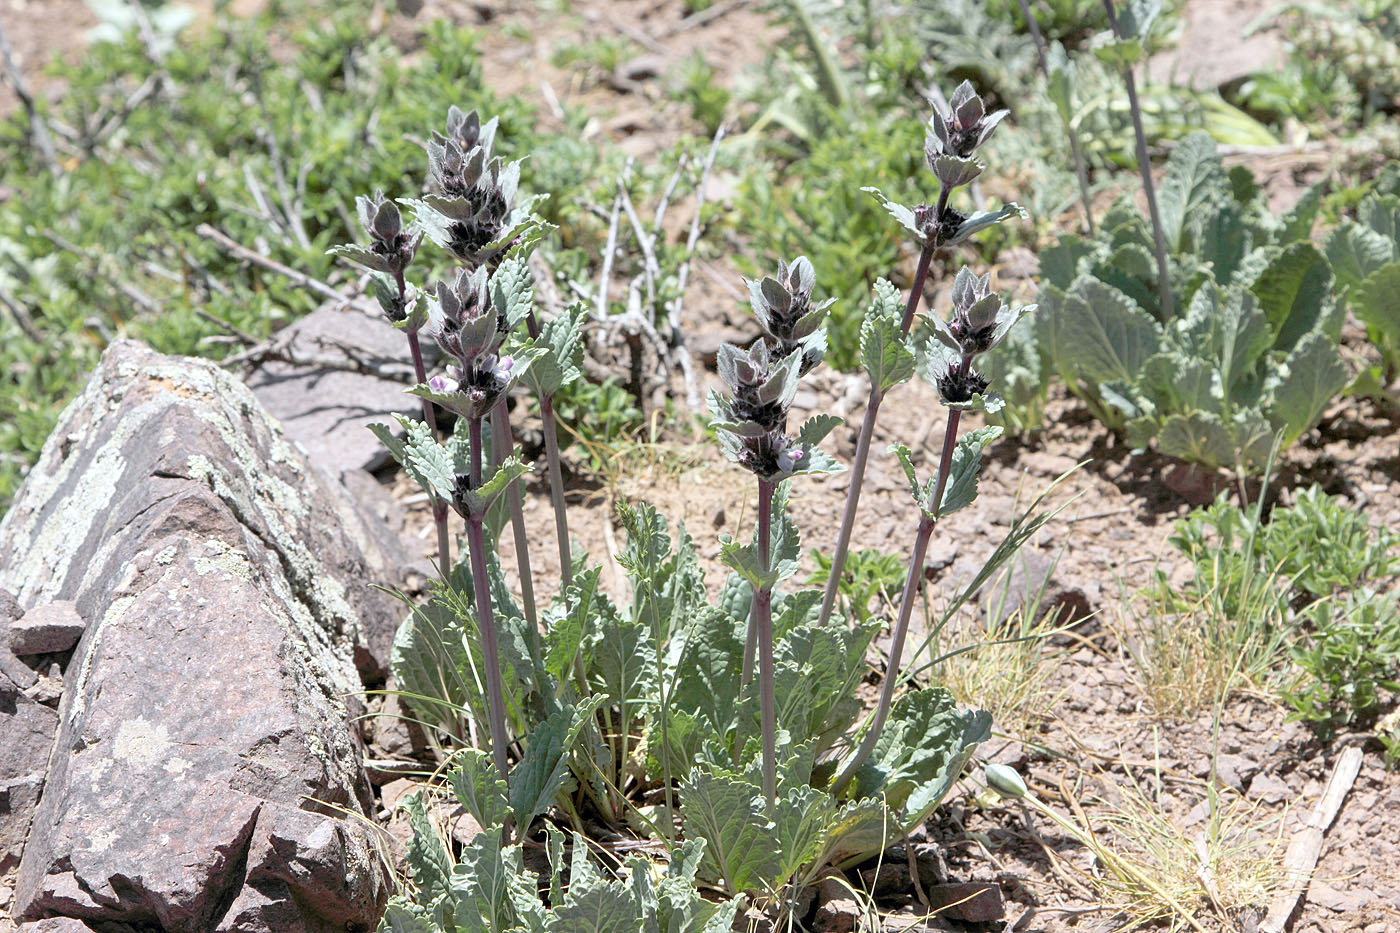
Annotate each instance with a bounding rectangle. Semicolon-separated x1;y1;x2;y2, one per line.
813;876;860;933
7;602;85;656
1213;753;1260;791
712;505;726;529
925;881;1005;922
1308;881;1371;912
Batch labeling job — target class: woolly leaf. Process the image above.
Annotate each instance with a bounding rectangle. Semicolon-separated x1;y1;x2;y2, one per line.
859;278;913;392
450;749;510;831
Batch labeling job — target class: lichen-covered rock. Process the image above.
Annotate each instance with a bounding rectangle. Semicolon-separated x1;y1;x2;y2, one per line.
0;341;392;931
0;591;57;879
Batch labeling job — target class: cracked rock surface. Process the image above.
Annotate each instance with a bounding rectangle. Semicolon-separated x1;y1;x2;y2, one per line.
0;341;392;932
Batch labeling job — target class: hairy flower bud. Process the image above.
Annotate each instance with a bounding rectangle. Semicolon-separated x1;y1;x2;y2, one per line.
914;202;970;247
925;80;1008;162
428;267;502;366
984;764;1027;800
419;107;524;267
717;340;798;434
746;256;834;375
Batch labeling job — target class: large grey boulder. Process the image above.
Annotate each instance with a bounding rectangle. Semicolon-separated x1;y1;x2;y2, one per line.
0;341;393;931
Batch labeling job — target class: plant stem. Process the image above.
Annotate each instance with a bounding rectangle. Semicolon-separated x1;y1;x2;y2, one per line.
1017;0;1096;237
1102;0;1173;321
755;477;777;811
466;414;513;840
818;240;937;628
540;394;573;592
491;403;538;631
406;325;452;578
833;408;961;796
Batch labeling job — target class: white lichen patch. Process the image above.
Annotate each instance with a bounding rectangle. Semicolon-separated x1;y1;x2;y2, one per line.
154;545;178;565
113;718;173;769
192;539;255;583
164;757;192;778
67;595;134;727
87;830;117;853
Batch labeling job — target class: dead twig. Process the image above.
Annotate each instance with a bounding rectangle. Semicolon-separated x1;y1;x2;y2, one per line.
666;123;726;411
1259;746;1364;933
0;285;43;343
0;17;61;177
195;223;355;307
660;0;751;36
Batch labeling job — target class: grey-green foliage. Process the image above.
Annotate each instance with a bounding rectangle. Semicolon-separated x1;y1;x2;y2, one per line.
1326;190;1400;390
1024;132;1350;473
679;685;988;897
381;793;738;933
387;470;993;910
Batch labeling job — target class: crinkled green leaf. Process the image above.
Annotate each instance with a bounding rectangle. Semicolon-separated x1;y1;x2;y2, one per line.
519;303;588;396
939;426;1002;516
399;790;453;910
681;768;784;894
449;827;515;932
588;617;656;708
1360;194;1400;244
949;203;1025;245
1278;182;1323;244
814;797;898;869
1157;132;1225;251
670;606;745;734
1250;242;1336;352
861;186;924;242
490;254;536;331
450;749;510;831
1353;261;1400;350
860;278;913;392
327;241;396;274
1325;222;1395;297
456;455;532;519
369;415;458;502
1269;330;1350;445
1043;276;1162;385
1157;410;1236;469
847;687;991;829
509;698;606;831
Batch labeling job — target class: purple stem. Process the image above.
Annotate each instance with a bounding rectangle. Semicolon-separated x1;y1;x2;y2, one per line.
466;414;513;840
1102;0;1173;321
540;395;574;593
833;406;962;796
492;404;538;631
754;477;777;810
817;240;937;628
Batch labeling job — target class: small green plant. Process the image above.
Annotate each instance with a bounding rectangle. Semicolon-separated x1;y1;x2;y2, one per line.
1239;1;1400;132
1131;492;1292;714
671;52;731;137
1287;590;1400;742
1261;484;1400;601
1132;484;1400;721
807;547;907;624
